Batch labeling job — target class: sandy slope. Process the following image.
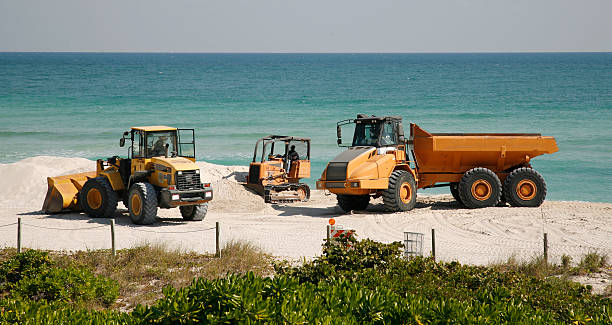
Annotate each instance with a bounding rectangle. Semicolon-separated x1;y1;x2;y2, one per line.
1;157;611;291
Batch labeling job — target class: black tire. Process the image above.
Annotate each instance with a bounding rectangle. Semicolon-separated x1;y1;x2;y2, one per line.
382;170;417;212
503;167;547;207
128;183;158;225
450;182;464;206
80;177;118;218
337;194;370;213
458;167;502;208
180;203;208;221
297;184;311;202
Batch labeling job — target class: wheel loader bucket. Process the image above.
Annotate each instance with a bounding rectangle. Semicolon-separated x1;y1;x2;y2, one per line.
42;171;97;213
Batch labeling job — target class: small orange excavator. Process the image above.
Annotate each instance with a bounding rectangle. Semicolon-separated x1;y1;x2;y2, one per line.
245;135;311;203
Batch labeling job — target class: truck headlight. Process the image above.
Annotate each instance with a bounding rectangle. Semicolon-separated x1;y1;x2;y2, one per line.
351;182;360;188
171;194;180;200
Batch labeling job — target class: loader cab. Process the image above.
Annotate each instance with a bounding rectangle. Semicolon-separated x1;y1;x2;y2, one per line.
337;115;405;148
121;126;196;160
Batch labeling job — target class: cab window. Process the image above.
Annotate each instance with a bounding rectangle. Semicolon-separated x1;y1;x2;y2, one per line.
380;122;397;146
146;131;177;157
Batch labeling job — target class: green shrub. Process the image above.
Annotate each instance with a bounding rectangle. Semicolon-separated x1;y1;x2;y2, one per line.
0;250;54;290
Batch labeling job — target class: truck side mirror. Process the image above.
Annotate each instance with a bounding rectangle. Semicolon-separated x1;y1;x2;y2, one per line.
120;138;125;147
337;138;342;145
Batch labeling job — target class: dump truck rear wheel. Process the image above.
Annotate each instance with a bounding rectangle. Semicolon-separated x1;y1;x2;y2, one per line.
180;203;208;221
458;168;501;208
383;170;417;212
503;167;546;207
80;177;118;218
337;195;370;213
128;183;158;225
450;182;463;206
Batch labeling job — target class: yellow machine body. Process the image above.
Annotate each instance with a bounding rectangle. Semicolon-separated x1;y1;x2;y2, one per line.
42;126;211;213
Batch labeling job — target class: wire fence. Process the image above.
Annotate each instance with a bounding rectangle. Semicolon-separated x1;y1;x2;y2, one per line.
3;218;221;257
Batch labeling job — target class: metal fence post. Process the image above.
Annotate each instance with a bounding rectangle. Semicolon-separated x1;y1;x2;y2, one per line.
326;225;331;242
431;228;436;262
543;233;548;266
110;219;116;257
17;218;22;254
215;222;220;258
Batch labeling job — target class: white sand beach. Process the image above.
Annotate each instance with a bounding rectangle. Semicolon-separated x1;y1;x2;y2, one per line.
1;156;610;269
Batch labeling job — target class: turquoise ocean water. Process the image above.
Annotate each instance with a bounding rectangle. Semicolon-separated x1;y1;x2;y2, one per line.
1;53;611;202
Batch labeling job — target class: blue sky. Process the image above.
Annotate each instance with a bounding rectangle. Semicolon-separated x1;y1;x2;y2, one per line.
1;0;610;52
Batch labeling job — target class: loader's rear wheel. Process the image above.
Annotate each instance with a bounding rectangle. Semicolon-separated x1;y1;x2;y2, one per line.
180;203;208;221
458;168;501;208
80;177;118;218
383;170;417;212
337;194;370;213
450;182;463;206
503;167;546;207
297;184;311;202
128;183;158;225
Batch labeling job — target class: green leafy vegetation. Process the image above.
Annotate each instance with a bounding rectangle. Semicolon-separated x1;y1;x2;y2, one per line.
0;237;609;324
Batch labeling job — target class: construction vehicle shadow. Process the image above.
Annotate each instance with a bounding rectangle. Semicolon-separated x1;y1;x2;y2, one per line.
414;200;464;211
271;205;339;217
38;209;193;227
222;171;248;182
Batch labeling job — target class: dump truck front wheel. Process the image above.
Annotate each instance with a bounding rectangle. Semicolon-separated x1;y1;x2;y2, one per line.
180;203;208;221
80;177;118;218
458;167;501;208
450;182;464;206
383;170;417;212
128;183;158;225
503;167;546;207
337;194;370;213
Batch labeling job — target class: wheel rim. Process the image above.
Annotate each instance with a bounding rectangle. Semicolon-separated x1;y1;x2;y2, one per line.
399;182;413;203
516;179;537;200
131;193;142;216
297;187;306;201
87;188;102;209
471;180;492;201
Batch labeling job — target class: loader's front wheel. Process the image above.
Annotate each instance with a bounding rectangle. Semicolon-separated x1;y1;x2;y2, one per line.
383;170;417;212
337;194;370;213
458;167;501;208
128;183;158;225
80;177;118;218
180;203;208;221
503;167;546;207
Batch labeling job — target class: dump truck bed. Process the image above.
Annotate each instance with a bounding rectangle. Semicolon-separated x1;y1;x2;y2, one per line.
411;124;558;187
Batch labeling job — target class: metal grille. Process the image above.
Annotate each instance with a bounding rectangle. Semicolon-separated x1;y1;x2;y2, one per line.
248;165;260;184
404;232;424;259
326;162;347;181
176;170;202;190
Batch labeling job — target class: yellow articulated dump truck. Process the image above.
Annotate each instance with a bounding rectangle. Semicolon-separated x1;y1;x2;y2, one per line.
42;126;213;224
317;114;558;212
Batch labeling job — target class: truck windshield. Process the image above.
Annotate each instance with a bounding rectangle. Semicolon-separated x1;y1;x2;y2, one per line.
147;131;177;157
353;122;381;146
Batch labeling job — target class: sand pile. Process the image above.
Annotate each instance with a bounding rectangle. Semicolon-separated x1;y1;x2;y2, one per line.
0;156;93;210
0;156;267;213
196;161;268;213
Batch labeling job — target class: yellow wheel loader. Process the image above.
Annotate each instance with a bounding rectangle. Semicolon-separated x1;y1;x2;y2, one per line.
245;135;311;203
42;126;213;224
317;114;558;212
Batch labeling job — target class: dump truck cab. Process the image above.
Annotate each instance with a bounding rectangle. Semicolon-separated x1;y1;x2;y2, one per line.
317;114;417;212
43;126;213;225
245;135;311;203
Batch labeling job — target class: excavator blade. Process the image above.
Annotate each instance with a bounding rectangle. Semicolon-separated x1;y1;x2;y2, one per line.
42;171;97;213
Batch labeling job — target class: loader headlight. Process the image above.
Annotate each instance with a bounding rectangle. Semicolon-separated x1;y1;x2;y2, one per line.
177;171;183;176
351;182;360;188
195;169;200;174
171;194;180;201
205;192;212;198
